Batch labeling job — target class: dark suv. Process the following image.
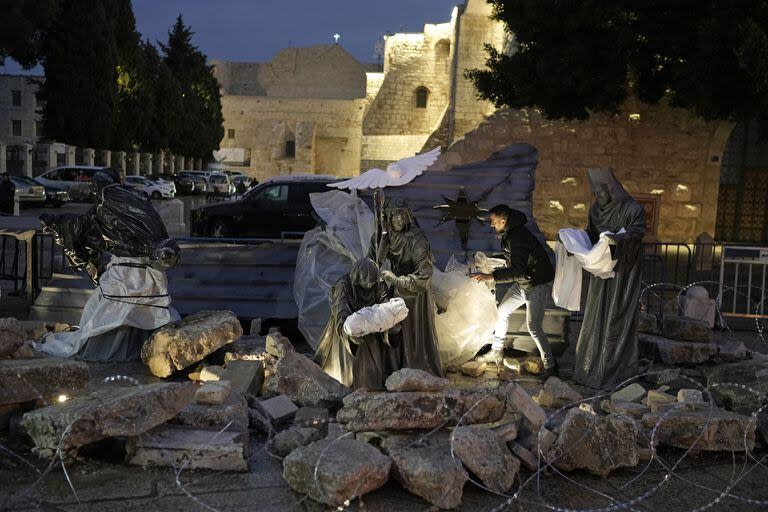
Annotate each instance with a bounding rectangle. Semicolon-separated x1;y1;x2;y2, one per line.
190;175;340;238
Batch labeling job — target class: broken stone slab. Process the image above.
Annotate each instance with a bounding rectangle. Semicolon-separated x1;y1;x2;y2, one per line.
516;423;558;455
196;381;232;405
224;334;267;362
0;317;30;357
610;383;647;403
325;422;346;441
387;435;467;509
0;358;89;406
534;377;583;409
642;408;756;451
265;332;294;359
677;389;705;403
169;393;249;431
704;360;768;413
337;388;505;432
283;438;391;506
20;382;196;453
715;340;748;362
452;425;519;493
639;333;717;365
548;409;640;477
221;360;265;396
509;441;538;471
199;365;226;381
492;420;520;442
601;400;650;419
127;425;249;472
661;315;712;343
638;311;658;334
385;368;449;392
270;426;323;457
501;382;547;431
646;390;677;412
257;394;298;426
275;352;351;408
459;360;487;377
250;318;262;335
141;310;243;378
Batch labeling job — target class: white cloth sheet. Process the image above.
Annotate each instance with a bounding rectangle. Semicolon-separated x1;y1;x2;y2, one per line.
342;297;409;337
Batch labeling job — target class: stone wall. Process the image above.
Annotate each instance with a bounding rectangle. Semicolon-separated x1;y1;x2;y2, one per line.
431;104;734;242
219;96;365;181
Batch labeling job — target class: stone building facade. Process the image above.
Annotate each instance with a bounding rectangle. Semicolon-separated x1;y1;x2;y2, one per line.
0;74;42;145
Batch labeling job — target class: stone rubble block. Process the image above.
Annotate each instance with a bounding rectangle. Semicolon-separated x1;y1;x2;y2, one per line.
642;408;756;452
452;425;519;493
509;441;538;471
646;390;677;412
459;360;487;377
548;409;640;477
534;377;583;408
221;360;264;396
610;383;647;403
141;310;243;378
638;311;658;334
224;334;267;362
704;360;768;413
127;425;249;472
385;368;449;392
270;426;324;457
493;420;520;442
385;435;467;509
715;340;748;362
0;358;89;406
677;389;705;403
661;315;713;343
601;400;650;419
283;438;391;506
20;382;196;453
265;332;294;359
337;388;505;432
0;317;30;357
639;333;717;365
200;365;226;381
257;394;298;426
195;380;232;405
502;382;547;431
169;393;249;431
275;352;350;408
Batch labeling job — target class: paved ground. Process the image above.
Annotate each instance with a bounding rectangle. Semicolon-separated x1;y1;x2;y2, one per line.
2;330;768;512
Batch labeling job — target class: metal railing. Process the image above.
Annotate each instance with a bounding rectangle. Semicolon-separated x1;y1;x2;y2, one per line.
717;245;768;319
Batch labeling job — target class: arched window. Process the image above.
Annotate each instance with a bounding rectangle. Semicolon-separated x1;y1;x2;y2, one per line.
415;86;429;109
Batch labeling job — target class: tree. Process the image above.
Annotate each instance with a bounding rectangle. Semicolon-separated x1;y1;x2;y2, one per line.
467;0;768;122
37;0;118;148
0;0;60;68
138;41;182;153
160;16;224;160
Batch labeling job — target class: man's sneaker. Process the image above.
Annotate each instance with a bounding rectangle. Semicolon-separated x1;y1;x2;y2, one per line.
474;348;504;365
541;363;559;379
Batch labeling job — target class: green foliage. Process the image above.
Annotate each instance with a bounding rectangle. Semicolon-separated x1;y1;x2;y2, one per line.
467;0;768;121
160;16;224;159
138;41;182;153
0;0;60;68
37;0;118;148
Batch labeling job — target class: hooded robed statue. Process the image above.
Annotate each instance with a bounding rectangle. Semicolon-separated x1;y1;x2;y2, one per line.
315;257;399;390
377;200;444;378
573;168;645;389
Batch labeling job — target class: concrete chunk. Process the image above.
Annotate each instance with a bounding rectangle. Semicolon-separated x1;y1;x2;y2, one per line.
0;358;89;406
258;394;298;425
195;381;232;405
677;389;705;403
610;383;646;403
385;368;449;392
265;332;294;358
170;393;249;431
646;390;677;412
127;425;249;472
661;315;712;343
275;352;350;407
460;360;487;377
501;382;547;431
221;360;264;396
642;408;756;451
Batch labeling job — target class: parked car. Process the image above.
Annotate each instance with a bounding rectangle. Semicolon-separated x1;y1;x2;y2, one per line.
12;176;71;207
125;176;175;199
9;176;47;207
179;171;207;194
206;173;234;195
36;166;107;201
168;174;195;195
190;175;340;238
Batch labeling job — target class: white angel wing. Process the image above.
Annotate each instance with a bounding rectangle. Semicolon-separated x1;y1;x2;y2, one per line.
384;146;441;186
327;168;393;190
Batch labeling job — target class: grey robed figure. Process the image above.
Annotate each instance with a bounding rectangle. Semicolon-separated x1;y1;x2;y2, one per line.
574;168;645;389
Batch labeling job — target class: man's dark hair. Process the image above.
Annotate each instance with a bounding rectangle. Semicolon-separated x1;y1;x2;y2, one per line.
488;204;513;220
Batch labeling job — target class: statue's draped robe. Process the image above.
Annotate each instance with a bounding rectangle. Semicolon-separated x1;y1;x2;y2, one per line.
574;168;645;389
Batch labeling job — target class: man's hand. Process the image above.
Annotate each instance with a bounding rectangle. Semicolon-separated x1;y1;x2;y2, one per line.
381;270;398;286
470;272;494;283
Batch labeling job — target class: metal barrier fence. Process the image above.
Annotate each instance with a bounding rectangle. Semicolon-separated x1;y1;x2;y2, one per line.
717;246;768;319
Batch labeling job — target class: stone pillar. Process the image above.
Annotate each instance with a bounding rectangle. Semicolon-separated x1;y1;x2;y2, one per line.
176;155;185;171
130;151;140;176
65;145;76;166
141;153;153;174
23;144;33;177
41;143;57;173
168;154;175;174
154;151;165;174
0;142;7;174
83;148;95;166
101;149;112;167
114;151;127;174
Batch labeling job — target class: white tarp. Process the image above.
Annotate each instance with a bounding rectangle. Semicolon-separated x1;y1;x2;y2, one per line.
552;228;623;311
342;297;409;337
34;256;178;357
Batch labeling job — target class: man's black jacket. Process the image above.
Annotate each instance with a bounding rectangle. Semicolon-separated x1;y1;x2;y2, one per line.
491;210;555;288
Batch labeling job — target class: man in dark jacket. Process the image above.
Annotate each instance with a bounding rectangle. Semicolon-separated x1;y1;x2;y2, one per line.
0;173;16;215
471;204;557;374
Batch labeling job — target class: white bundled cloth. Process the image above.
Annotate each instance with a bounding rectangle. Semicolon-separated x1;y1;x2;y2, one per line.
552;228;624;311
34;256;179;357
432;266;499;367
342;297;409;337
473;251;507;274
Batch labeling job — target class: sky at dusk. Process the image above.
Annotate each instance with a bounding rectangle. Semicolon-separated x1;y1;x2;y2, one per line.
1;0;462;75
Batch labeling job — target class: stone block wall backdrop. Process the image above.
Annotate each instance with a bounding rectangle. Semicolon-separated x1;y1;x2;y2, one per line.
431;104;734;243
